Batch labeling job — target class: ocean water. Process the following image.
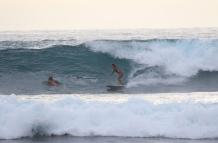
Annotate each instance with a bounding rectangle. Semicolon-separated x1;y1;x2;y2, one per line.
0;28;218;142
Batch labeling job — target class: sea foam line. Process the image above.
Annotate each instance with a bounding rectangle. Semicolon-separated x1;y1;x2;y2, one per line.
1;93;218;139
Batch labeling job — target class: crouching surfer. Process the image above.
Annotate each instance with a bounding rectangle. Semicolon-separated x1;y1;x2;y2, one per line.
111;64;124;85
47;76;60;86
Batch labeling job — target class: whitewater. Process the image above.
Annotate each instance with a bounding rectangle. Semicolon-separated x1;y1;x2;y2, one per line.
1;92;218;140
0;28;218;142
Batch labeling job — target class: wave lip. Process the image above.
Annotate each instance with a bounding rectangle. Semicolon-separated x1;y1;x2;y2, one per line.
1;39;218;94
1;94;218;139
86;39;218;87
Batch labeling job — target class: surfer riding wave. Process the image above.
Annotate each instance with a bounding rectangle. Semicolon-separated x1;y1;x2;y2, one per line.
111;64;124;85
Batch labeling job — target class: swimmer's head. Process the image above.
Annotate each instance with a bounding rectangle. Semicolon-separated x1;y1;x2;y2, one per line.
48;76;53;80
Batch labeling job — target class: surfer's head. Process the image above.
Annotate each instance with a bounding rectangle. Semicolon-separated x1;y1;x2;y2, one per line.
112;64;117;68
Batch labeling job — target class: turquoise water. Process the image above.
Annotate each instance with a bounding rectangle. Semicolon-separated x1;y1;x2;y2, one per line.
0;37;218;94
1;29;218;141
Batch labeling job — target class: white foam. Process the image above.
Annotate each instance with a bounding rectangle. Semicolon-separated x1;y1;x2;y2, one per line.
1;92;218;139
87;39;218;87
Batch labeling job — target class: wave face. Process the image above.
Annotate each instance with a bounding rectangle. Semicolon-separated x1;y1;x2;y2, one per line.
1;29;218;140
86;39;218;87
0;29;218;94
1;93;218;139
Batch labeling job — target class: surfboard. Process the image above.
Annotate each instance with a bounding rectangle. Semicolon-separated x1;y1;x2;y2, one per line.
106;85;124;91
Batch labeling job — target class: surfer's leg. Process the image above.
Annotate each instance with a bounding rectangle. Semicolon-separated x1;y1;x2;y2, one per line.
118;79;123;85
118;75;123;85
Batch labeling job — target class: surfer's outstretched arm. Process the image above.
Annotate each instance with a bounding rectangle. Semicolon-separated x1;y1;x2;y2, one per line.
111;69;115;75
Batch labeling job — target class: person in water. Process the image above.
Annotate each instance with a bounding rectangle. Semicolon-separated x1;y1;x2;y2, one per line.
47;76;60;86
111;64;124;85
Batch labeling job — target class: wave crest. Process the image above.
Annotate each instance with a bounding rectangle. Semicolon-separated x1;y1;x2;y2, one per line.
86;39;218;87
0;39;218;93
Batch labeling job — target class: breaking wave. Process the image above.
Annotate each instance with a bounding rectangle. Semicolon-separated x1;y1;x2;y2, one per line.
1;93;218;139
1;39;218;94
